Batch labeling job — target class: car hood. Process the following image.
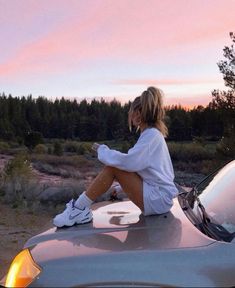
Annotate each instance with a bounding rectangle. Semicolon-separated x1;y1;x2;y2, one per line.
25;197;215;263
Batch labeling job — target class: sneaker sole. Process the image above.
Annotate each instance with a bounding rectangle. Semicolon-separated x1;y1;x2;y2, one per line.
54;217;93;228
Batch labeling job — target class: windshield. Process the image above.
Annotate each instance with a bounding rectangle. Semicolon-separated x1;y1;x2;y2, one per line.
193;160;235;235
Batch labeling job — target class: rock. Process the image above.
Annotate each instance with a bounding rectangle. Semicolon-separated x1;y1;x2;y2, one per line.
39;182;85;205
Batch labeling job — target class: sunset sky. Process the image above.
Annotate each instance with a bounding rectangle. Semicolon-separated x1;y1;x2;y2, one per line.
0;0;234;107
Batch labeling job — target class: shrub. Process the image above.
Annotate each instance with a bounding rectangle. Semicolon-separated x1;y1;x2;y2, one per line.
216;136;235;158
53;141;63;156
173;158;227;175
16;136;24;145
77;143;92;155
2;153;36;206
63;141;92;155
48;146;53;154
34;144;47;154
192;136;206;147
31;154;92;169
64;141;79;153
168;142;214;162
8;141;21;149
3;153;32;180
24;131;44;150
64;141;80;153
0;141;10;152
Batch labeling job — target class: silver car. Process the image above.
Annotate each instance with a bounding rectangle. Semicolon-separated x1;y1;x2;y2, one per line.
4;160;235;287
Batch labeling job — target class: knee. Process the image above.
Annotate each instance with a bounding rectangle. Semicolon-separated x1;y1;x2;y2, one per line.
103;166;121;175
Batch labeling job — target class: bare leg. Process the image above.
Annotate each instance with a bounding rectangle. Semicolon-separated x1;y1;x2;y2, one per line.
86;166;144;211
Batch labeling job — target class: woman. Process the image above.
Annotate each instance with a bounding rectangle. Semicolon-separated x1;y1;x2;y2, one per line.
53;87;178;227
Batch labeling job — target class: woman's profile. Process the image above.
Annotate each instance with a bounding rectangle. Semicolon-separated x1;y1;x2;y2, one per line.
53;86;178;227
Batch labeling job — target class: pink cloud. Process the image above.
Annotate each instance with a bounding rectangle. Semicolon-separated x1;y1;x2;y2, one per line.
0;0;234;78
1;2;132;77
113;77;222;86
79;93;212;109
165;94;212;109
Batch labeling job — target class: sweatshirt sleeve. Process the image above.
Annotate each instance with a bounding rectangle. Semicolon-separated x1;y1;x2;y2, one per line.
97;140;150;172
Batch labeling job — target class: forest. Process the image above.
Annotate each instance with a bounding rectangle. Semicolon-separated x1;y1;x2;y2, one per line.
0;93;226;142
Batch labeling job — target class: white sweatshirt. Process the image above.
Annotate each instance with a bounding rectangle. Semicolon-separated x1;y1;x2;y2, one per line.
97;127;178;202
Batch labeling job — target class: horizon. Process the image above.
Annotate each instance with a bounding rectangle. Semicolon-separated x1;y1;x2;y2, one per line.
0;0;234;108
0;90;212;110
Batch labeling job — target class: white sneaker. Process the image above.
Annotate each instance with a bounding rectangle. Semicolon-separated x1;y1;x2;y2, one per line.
53;199;93;228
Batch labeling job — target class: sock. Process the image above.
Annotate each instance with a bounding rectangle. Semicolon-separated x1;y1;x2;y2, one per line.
114;184;123;194
75;191;93;210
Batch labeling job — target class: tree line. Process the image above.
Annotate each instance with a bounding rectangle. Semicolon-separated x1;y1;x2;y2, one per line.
0;93;226;143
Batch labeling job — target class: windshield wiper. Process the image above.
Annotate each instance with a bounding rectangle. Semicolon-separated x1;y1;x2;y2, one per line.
185;187;210;223
185;187;234;242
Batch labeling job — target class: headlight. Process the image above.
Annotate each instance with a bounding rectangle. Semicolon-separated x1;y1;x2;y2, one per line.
5;249;41;287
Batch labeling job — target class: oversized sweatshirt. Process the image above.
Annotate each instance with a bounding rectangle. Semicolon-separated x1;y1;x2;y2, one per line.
97;127;178;203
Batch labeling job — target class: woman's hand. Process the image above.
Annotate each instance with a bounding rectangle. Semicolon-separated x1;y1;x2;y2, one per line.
92;142;100;152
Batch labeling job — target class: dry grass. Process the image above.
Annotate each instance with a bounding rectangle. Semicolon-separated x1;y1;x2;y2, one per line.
168;142;214;162
31;153;93;168
30;154;100;178
0;201;52;282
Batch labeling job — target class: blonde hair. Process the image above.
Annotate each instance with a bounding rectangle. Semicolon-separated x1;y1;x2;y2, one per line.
128;87;168;137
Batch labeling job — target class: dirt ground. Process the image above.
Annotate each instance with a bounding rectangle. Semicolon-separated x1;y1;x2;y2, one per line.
0;153;98;285
0;202;53;284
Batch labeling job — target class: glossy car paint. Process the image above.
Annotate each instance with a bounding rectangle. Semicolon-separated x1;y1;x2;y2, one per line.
24;198;235;287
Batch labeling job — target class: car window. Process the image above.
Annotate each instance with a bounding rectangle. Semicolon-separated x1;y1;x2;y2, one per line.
196;161;235;234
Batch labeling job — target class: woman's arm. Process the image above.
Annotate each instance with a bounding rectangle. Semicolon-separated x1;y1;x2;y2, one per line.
97;141;150;172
